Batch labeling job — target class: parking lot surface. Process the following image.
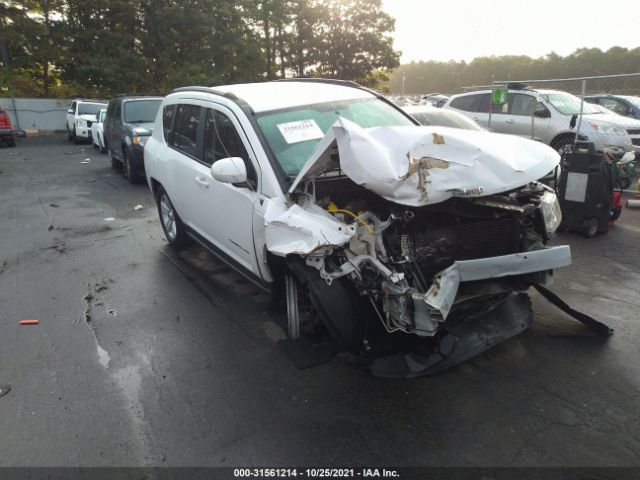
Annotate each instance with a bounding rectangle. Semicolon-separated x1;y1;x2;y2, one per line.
1;136;639;467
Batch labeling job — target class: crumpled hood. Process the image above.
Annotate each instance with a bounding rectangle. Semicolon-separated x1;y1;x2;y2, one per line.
289;117;560;207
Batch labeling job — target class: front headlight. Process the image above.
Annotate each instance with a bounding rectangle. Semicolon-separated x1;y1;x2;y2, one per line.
589;122;626;135
540;191;562;236
133;135;149;147
76;119;87;128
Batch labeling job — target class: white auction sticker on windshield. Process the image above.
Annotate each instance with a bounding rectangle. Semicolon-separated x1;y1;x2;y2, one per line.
277;119;324;144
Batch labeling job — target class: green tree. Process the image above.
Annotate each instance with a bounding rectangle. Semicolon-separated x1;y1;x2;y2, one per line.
312;0;400;86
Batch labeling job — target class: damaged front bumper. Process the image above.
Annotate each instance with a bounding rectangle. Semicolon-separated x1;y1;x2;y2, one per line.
425;245;572;320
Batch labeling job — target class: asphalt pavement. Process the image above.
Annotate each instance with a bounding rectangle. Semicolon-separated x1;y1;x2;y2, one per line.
1;136;639;468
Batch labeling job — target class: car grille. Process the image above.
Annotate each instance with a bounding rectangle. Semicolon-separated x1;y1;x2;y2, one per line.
627;129;640;135
388;218;521;280
86;121;93;128
632;138;640;146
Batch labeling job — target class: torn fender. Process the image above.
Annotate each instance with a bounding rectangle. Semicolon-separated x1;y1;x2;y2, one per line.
264;200;356;256
289;117;560;207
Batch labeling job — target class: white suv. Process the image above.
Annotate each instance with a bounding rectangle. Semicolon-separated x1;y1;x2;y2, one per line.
144;80;571;377
66;99;107;144
444;88;640;158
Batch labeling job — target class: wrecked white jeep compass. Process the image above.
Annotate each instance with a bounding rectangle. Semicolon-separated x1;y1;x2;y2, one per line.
145;80;578;377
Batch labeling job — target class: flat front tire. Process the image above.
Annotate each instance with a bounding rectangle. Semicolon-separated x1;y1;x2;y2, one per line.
157;186;187;248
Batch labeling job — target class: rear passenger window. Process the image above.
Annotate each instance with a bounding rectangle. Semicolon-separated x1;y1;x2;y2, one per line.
173;104;201;157
450;94;484;112
162;105;175;143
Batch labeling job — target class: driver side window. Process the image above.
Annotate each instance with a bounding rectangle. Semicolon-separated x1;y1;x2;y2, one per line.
203;109;256;185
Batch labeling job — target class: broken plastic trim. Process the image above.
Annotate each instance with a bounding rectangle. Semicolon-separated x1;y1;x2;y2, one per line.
533;284;614;336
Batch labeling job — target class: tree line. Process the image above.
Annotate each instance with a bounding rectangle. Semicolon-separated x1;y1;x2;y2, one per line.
0;0;400;98
389;47;640;95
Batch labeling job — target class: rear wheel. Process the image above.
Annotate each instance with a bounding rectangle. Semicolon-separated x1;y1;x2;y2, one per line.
156;186;187;248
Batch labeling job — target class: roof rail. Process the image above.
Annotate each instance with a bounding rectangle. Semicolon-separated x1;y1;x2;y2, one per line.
170;86;239;101
113;92;165;98
274;77;362;88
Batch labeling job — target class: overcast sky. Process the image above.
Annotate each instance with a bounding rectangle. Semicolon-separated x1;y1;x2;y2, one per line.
382;0;640;63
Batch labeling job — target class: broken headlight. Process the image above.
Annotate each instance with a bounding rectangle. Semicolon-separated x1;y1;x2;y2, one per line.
540;191;562;235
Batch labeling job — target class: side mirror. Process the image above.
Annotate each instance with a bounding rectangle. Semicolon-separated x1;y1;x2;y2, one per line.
210;157;247;184
534;106;551;118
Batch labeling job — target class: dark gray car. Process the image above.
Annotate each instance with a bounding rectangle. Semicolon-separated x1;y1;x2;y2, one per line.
104;96;163;183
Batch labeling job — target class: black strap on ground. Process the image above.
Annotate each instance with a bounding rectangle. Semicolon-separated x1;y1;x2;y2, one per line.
533;284;614;336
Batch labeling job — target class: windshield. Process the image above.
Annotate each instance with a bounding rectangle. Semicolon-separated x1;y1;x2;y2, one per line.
124;99;162;123
256;98;413;175
78;103;105;116
411;109;484;131
542;92;602;115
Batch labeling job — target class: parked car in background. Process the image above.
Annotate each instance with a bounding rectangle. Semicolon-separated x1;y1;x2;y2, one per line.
103;95;163;183
144;79;569;377
403;104;485;130
444;87;640;158
420;93;449;108
0;108;16;147
91;108;107;153
584;94;640;120
66;99;107;144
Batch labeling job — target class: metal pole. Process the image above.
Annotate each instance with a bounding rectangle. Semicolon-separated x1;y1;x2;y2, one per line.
575;79;586;145
402;74;406;99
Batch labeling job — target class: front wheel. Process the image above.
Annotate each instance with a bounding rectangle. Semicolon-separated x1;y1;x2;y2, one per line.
156;186;187;248
7;136;16;147
108;147;120;170
123;150;139;184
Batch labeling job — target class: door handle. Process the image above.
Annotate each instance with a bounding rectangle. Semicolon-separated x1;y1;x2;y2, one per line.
194;176;210;188
506;119;515;124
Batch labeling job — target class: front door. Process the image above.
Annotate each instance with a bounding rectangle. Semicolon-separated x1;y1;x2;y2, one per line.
171;102;263;281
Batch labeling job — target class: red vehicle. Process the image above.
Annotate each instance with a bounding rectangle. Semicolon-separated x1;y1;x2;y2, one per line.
0;108;16;147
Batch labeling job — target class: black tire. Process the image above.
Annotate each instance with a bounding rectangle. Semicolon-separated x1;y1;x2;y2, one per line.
581;218;599;238
108;147;121;170
123;149;139;184
156;186;187;248
99;138;107;154
73;128;81;144
286;259;371;350
7;137;16;147
67;127;73;142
